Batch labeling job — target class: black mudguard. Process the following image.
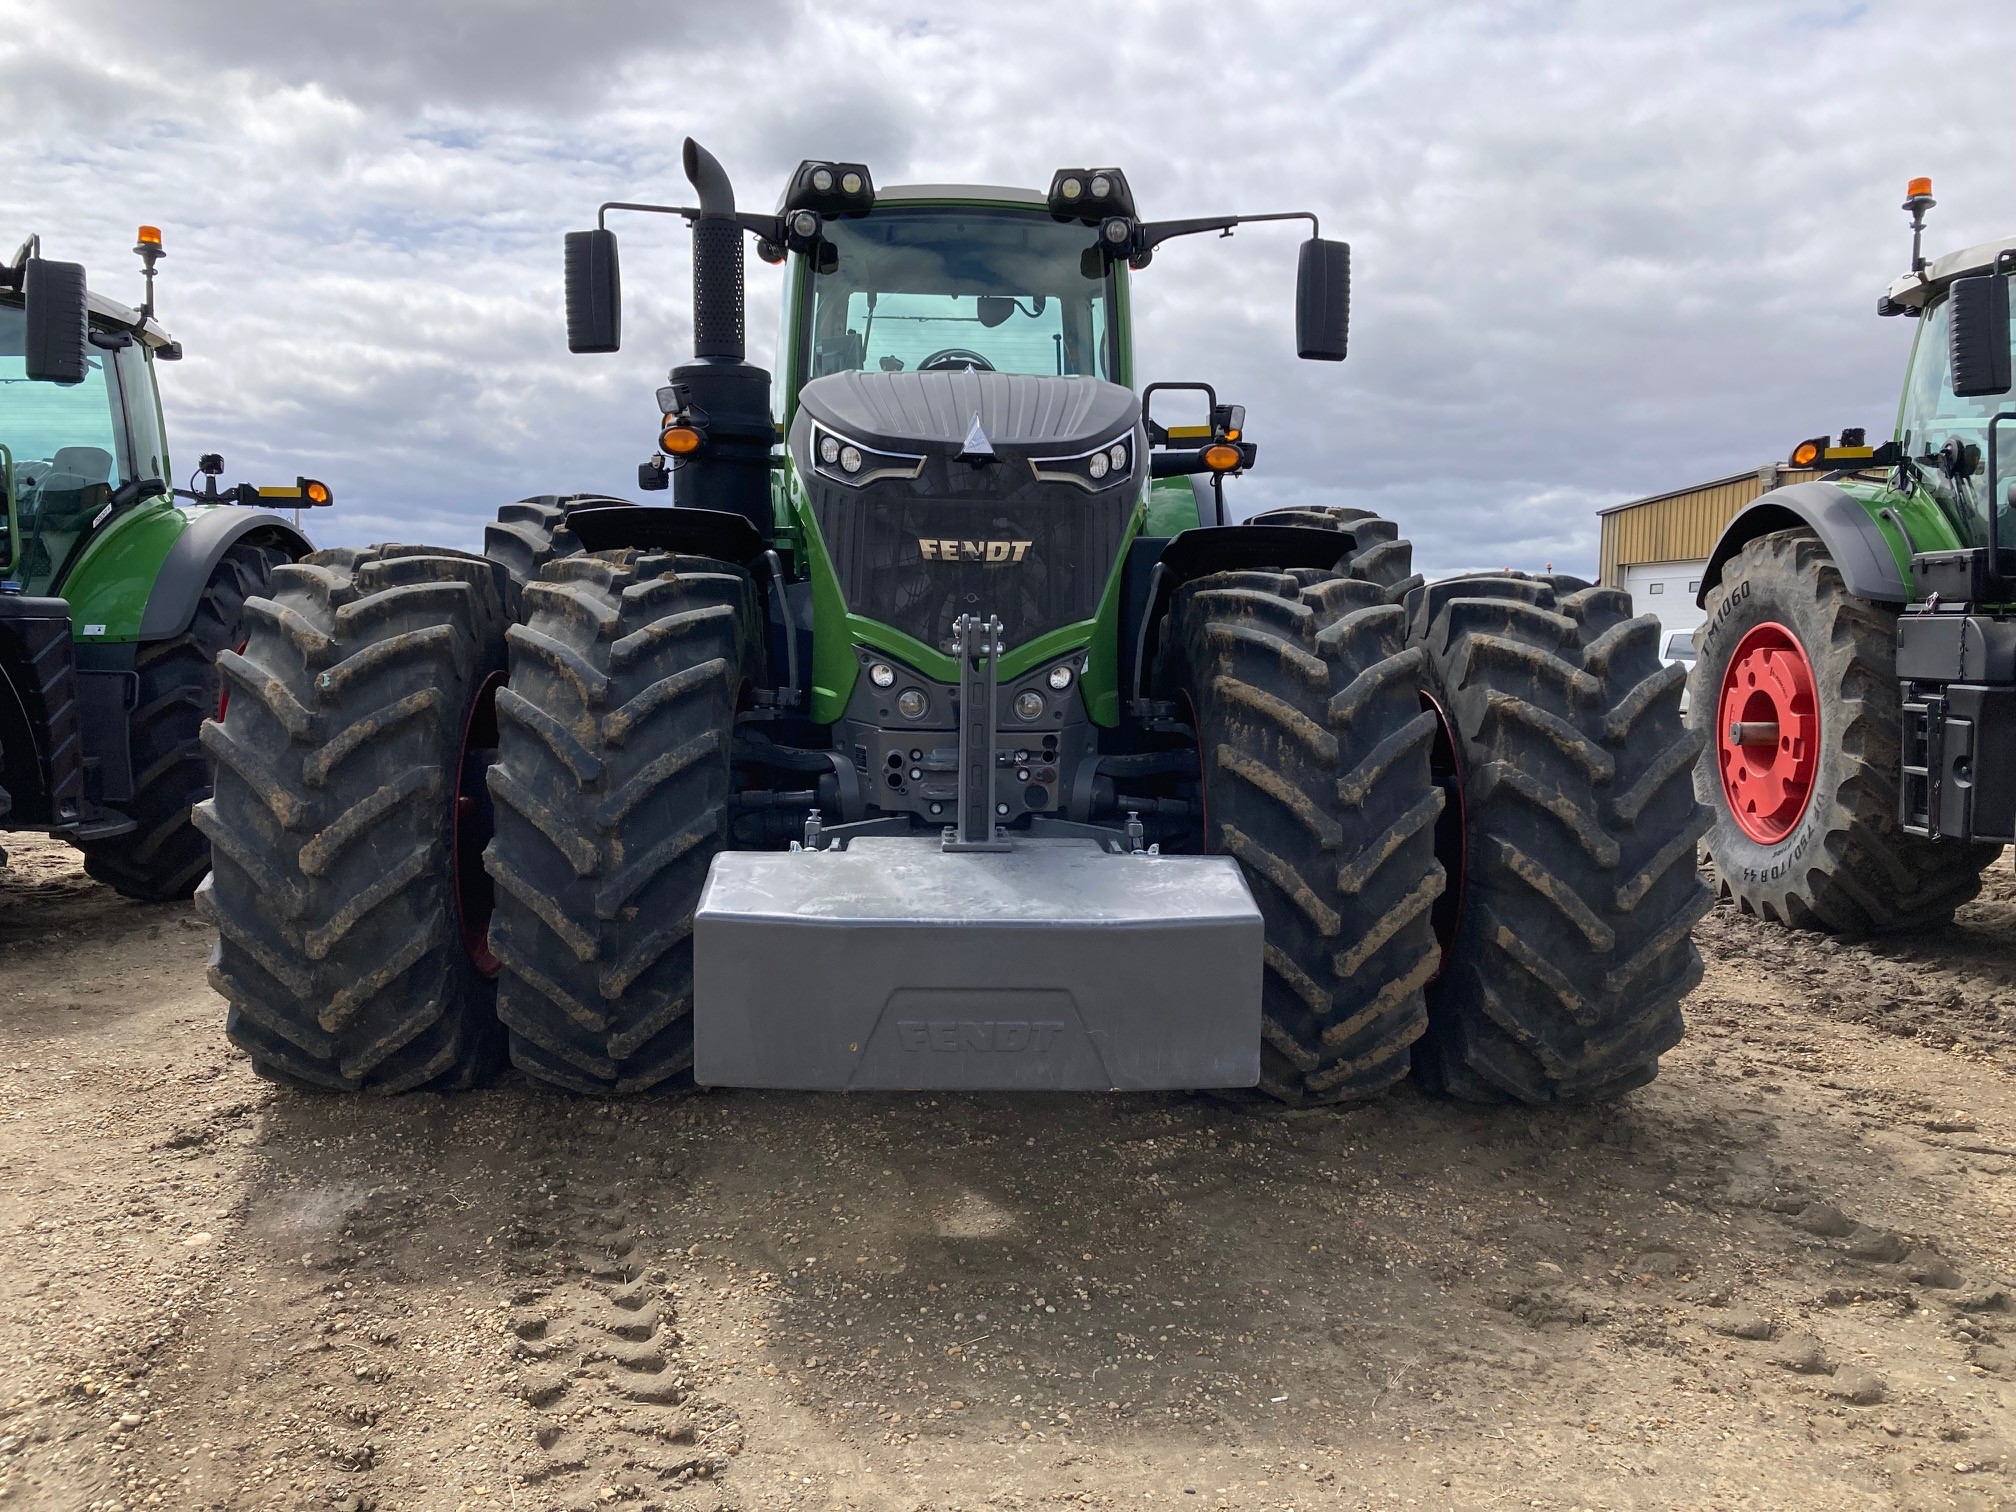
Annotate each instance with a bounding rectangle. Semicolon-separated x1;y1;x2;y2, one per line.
564;503;769;563
1698;481;1906;607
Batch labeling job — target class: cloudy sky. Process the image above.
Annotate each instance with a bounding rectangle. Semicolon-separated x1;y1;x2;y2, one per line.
6;0;2014;579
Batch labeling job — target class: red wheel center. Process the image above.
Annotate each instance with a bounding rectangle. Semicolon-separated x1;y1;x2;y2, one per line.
1715;621;1819;844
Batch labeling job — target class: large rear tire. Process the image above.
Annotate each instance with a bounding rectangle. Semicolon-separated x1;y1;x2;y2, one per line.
1162;567;1446;1104
1688;528;1997;931
483;496;588;616
77;541;289;902
1411;573;1710;1102
193;546;510;1092
1245;506;1424;597
484;551;759;1095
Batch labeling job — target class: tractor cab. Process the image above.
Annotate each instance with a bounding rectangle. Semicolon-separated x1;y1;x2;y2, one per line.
1883;236;2016;587
0;249;178;597
0;233;332;604
792;187;1124;387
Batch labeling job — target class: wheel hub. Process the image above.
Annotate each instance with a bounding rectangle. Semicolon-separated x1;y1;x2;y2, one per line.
1716;621;1819;844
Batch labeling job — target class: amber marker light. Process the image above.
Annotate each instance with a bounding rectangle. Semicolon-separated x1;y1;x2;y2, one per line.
660;424;704;456
1790;439;1822;467
1202;442;1242;472
303;479;331;505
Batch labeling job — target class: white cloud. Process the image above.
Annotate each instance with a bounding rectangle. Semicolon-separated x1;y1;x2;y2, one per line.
4;0;2013;578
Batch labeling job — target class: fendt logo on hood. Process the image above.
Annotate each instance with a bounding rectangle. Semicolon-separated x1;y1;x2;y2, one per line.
918;538;1032;565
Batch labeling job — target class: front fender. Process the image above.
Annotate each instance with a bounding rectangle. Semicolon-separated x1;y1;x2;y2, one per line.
1698;481;1906;607
136;507;312;640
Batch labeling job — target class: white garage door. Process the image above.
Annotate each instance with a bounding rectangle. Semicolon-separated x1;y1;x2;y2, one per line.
1622;561;1709;666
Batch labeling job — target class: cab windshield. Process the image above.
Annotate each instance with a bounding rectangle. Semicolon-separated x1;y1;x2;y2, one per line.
1898;280;2016;561
0;304;163;593
804;207;1118;383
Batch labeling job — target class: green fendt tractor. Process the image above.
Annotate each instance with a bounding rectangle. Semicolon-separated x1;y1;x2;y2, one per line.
0;229;327;899
1691;178;2016;933
200;143;1705;1103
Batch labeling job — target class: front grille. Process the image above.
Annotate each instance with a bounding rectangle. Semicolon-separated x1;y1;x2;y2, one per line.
811;484;1131;653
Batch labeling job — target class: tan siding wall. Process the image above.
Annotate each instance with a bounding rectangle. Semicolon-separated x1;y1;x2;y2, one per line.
1598;468;1820;586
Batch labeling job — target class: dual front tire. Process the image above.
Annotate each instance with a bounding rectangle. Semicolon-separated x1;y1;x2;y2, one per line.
1168;512;1708;1103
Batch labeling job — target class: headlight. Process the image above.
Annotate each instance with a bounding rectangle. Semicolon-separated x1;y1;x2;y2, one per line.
1014;690;1046;722
897;688;930;720
1029;433;1135;492
869;662;896;688
808;424;925;487
1047;664;1074;691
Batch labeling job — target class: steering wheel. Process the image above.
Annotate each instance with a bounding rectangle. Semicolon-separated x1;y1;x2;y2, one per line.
917;348;996;373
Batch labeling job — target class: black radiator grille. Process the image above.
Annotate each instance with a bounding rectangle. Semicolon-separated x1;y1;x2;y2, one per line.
812;485;1132;653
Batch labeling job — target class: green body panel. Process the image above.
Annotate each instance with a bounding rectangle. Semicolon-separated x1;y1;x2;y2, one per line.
1143;475;1205;536
1828;474;1967;595
58;498;189;643
796;480;861;722
1078;505;1144;727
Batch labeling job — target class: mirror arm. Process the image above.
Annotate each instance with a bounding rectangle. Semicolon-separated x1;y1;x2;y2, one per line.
1135;210;1319;254
597;201;785;244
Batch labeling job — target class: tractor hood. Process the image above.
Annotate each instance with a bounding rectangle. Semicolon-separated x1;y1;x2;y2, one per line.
793;370;1139;469
788;370;1145;658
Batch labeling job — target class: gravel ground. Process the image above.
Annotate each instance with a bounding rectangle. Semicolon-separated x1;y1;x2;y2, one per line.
0;832;2012;1511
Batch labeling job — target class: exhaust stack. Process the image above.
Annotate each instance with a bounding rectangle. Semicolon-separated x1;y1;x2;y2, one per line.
667;138;772;534
683;138;747;363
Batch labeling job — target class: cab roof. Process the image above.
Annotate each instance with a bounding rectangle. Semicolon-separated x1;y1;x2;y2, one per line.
1885;234;2016;310
872;184;1047;208
87;288;176;351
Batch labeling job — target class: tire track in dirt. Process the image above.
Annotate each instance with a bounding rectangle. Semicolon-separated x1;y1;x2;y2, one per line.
500;1161;744;1502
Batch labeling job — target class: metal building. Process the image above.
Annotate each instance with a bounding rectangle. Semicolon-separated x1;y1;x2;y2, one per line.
1597;462;1820;665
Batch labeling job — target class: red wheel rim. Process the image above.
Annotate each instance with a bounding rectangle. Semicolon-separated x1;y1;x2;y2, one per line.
453;671;505;978
1715;621;1819;844
217;637;248;722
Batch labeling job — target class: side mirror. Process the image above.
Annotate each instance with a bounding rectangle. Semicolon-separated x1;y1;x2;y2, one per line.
23;258;89;385
564;228;622;353
1949;271;2011;398
1294;238;1350;362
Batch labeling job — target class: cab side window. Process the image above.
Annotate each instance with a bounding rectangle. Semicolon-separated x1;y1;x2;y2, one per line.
1898;281;2016;551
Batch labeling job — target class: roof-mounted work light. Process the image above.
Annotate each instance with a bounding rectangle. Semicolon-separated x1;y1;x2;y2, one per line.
1048;167;1136;224
782;161;875;219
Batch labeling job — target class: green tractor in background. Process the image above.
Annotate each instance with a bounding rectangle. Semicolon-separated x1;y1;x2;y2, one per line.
1692;178;2016;932
0;229;326;900
200;143;1705;1105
